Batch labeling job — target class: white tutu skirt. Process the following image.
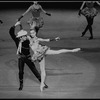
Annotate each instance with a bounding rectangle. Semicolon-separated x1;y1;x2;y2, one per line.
81;7;98;17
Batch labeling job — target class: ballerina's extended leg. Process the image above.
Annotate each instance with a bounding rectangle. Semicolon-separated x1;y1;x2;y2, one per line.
46;48;81;55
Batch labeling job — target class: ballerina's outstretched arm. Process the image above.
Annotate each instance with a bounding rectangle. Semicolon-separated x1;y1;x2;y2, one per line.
38;36;60;42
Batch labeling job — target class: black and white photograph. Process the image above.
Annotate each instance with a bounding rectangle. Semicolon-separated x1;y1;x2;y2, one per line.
0;0;100;99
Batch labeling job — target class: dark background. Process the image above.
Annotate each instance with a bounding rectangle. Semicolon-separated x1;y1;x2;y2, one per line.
0;1;83;10
0;1;100;10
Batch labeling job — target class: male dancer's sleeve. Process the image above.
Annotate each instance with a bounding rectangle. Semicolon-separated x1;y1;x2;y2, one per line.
9;25;19;47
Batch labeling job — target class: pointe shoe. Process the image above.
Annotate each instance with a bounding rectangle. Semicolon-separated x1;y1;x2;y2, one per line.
73;48;81;52
40;83;45;92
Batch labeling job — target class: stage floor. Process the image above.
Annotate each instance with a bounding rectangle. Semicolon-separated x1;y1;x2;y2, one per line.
0;9;100;98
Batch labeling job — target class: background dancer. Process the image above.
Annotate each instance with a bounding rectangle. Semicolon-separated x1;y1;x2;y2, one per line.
78;1;100;40
17;1;51;33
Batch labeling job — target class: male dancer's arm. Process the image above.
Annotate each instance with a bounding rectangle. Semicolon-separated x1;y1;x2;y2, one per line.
9;25;19;47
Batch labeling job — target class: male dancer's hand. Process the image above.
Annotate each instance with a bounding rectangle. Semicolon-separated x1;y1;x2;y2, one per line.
55;37;60;41
15;21;21;26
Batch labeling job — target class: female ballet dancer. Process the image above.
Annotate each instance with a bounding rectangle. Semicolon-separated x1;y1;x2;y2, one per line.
28;28;81;91
17;1;51;33
78;1;100;40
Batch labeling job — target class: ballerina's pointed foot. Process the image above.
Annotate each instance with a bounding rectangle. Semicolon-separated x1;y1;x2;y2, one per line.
73;48;81;52
40;84;45;92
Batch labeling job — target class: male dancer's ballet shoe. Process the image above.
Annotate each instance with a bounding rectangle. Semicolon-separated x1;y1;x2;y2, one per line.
18;80;23;91
40;83;48;92
44;83;48;88
19;83;23;91
73;48;81;52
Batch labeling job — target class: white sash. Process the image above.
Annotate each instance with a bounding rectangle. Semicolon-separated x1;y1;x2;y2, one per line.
16;40;23;55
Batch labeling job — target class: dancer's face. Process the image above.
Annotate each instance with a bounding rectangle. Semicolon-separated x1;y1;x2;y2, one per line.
20;35;27;41
30;30;36;38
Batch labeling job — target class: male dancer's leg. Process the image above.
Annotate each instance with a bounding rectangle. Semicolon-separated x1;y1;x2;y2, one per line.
25;58;41;82
18;57;25;90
